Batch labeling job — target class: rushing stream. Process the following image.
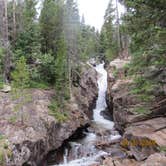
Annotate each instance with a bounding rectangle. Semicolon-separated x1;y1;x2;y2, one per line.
49;63;121;166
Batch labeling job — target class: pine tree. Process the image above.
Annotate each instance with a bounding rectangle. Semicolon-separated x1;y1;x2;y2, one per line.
11;56;29;89
54;35;69;105
15;0;40;63
123;0;166;70
11;56;31;124
100;0;119;60
120;0;166;100
40;0;64;55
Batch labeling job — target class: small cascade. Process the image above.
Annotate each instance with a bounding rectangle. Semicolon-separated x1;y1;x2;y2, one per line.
93;63;114;129
49;63;121;166
63;149;68;164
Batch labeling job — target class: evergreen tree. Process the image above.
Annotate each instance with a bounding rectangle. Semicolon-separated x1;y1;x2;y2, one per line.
123;0;166;71
54;35;69;105
100;0;119;60
11;56;31;124
15;0;40;63
78;25;100;60
119;0;166;100
40;0;64;55
11;56;29;89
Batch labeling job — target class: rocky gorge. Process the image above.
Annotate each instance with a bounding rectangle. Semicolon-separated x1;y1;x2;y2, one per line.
0;58;165;166
0;66;98;166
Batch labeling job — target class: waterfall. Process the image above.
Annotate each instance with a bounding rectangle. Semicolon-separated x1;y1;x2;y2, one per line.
52;63;121;166
93;63;114;129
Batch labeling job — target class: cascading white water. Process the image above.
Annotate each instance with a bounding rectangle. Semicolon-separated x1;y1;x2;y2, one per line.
93;63;114;129
63;149;68;164
52;63;120;166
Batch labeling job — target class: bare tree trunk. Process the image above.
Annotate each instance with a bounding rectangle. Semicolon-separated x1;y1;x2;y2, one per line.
13;0;16;45
115;0;122;56
1;0;11;83
0;1;3;41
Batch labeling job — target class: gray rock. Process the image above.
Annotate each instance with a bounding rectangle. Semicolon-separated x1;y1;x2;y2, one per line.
1;84;11;93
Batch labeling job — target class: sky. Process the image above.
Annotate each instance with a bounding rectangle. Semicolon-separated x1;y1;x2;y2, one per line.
77;0;110;31
77;0;125;31
36;0;125;31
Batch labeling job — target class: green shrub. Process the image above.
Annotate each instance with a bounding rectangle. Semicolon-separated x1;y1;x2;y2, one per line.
11;56;30;89
29;81;50;89
0;151;4;165
0;136;11;165
11;56;31;124
133;107;151;115
8;116;17;124
112;68;118;78
0;82;3;89
138;94;155;102
130;76;156;102
48;101;68;123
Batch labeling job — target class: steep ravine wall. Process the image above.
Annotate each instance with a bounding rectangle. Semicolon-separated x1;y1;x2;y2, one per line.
105;58;166;165
0;67;98;166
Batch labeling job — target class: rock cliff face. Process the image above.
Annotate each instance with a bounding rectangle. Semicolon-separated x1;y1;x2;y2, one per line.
106;57;166;164
0;67;98;166
73;68;98;119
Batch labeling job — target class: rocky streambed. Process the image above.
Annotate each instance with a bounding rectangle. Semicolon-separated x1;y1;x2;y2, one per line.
49;59;166;166
46;63;121;166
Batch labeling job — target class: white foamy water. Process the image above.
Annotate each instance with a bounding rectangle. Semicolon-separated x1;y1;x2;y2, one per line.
93;63;114;129
56;151;107;166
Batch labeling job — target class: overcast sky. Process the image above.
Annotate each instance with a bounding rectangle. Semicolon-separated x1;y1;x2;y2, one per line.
35;0;124;31
77;0;110;30
77;0;125;31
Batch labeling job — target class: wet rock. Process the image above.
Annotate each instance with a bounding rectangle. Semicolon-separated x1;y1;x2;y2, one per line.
95;138;121;149
100;109;113;121
88;58;96;67
105;144;127;159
